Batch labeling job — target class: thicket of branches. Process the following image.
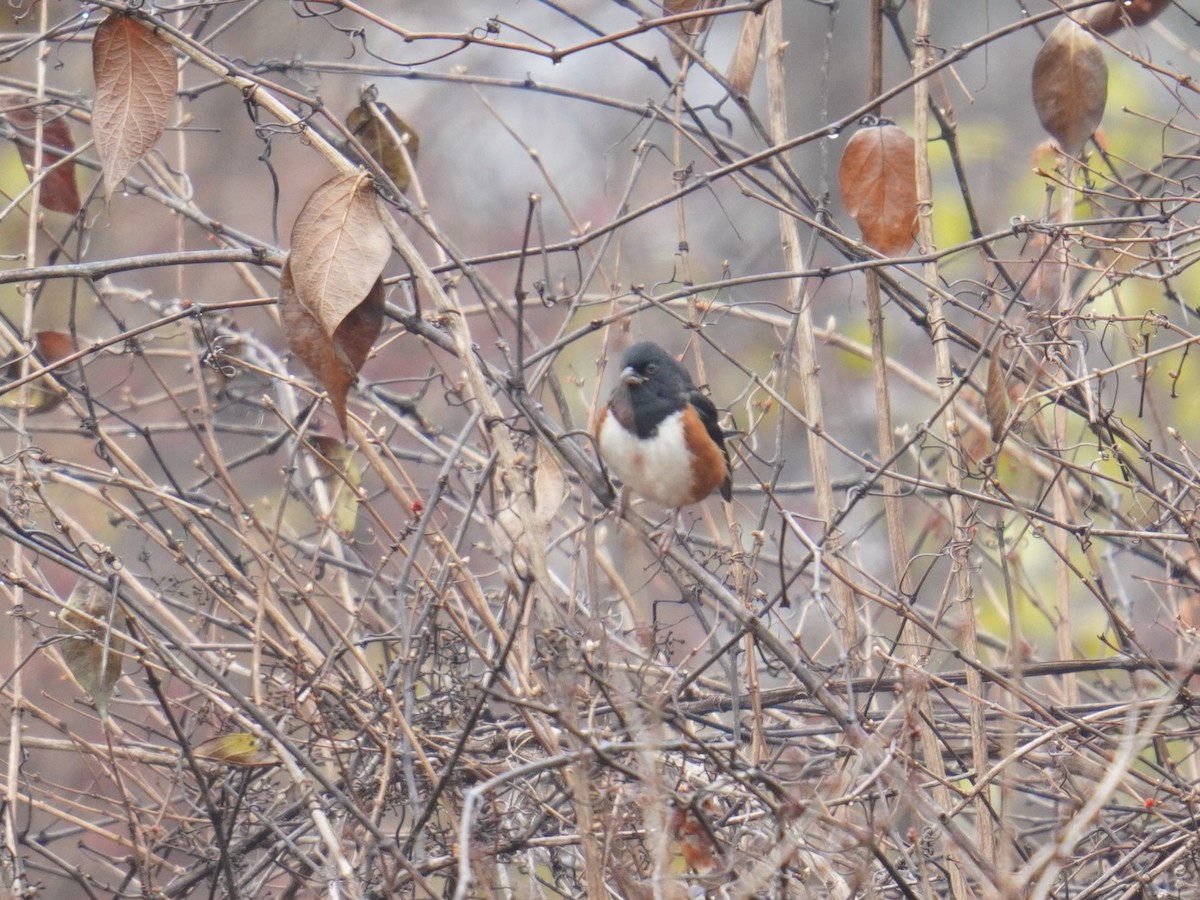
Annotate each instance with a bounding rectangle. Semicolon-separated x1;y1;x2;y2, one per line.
3;1;1200;897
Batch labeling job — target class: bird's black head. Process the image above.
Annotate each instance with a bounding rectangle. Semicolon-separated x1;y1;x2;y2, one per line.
619;341;693;394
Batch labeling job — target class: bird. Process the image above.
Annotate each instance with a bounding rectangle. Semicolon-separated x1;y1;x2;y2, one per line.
595;341;732;519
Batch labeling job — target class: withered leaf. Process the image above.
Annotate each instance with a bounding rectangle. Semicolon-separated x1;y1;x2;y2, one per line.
280;259;384;435
725;9;765;97
57;579;124;721
838;122;918;257
92;13;175;197
985;349;1009;444
1083;0;1170;35
289;172;391;340
0;95;81;214
346;101;419;194
1031;19;1108;155
192;733;279;768
664;0;719;64
0;330;75;414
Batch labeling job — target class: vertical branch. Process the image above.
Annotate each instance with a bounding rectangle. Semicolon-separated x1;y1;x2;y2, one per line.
765;0;858;661
911;0;997;878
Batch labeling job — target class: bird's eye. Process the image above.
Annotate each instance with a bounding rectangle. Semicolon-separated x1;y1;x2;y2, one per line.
645;363;658;375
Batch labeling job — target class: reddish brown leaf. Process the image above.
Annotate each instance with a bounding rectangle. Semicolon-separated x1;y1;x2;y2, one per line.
985;350;1009;444
838;122;918;257
1083;0;1170;35
0;95;81;214
725;9;765;97
346;100;419;194
664;0;719;63
1031;19;1108;155
289;172;391;340
57;579;124;721
280;259;384;435
92;14;176;197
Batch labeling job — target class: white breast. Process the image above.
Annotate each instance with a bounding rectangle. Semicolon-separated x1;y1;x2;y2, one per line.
598;409;697;509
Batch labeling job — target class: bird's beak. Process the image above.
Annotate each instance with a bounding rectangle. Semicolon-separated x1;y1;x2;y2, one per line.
620;366;646;386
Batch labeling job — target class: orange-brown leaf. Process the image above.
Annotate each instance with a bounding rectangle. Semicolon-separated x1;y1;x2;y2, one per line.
838;123;918;257
92;14;175;196
0;95;81;214
1031;19;1107;154
346;101;419;194
985;350;1009;444
1083;0;1170;35
289;172;391;340
280;259;384;436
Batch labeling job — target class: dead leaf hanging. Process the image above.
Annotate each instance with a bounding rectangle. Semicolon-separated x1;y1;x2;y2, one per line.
985;349;1010;444
725;9;766;97
289;172;391;340
92;13;176;197
0;95;81;214
1031;19;1108;155
280;260;384;435
346;100;419;194
664;0;720;64
57;579;124;721
1083;0;1170;35
838;120;918;257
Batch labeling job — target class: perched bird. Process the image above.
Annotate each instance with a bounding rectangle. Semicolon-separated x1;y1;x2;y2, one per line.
596;341;733;513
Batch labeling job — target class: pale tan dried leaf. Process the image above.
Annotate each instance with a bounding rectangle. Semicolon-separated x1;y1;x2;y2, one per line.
193;733;279;768
347;101;419;194
289;172;391;339
532;446;566;529
92;14;175;197
1031;19;1108;154
280;260;384;436
985;350;1009;444
725;9;765;97
664;0;719;64
57;579;124;720
1082;0;1170;35
0;95;81;214
838;123;918;257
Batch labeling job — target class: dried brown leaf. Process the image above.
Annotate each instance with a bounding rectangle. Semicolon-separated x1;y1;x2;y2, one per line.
664;0;719;64
92;14;175;197
838;122;918;257
0;95;81;214
280;260;384;436
1082;0;1170;35
985;350;1009;444
1031;19;1108;154
347;101;419;194
289;172;391;340
57;579;124;720
725;9;765;97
